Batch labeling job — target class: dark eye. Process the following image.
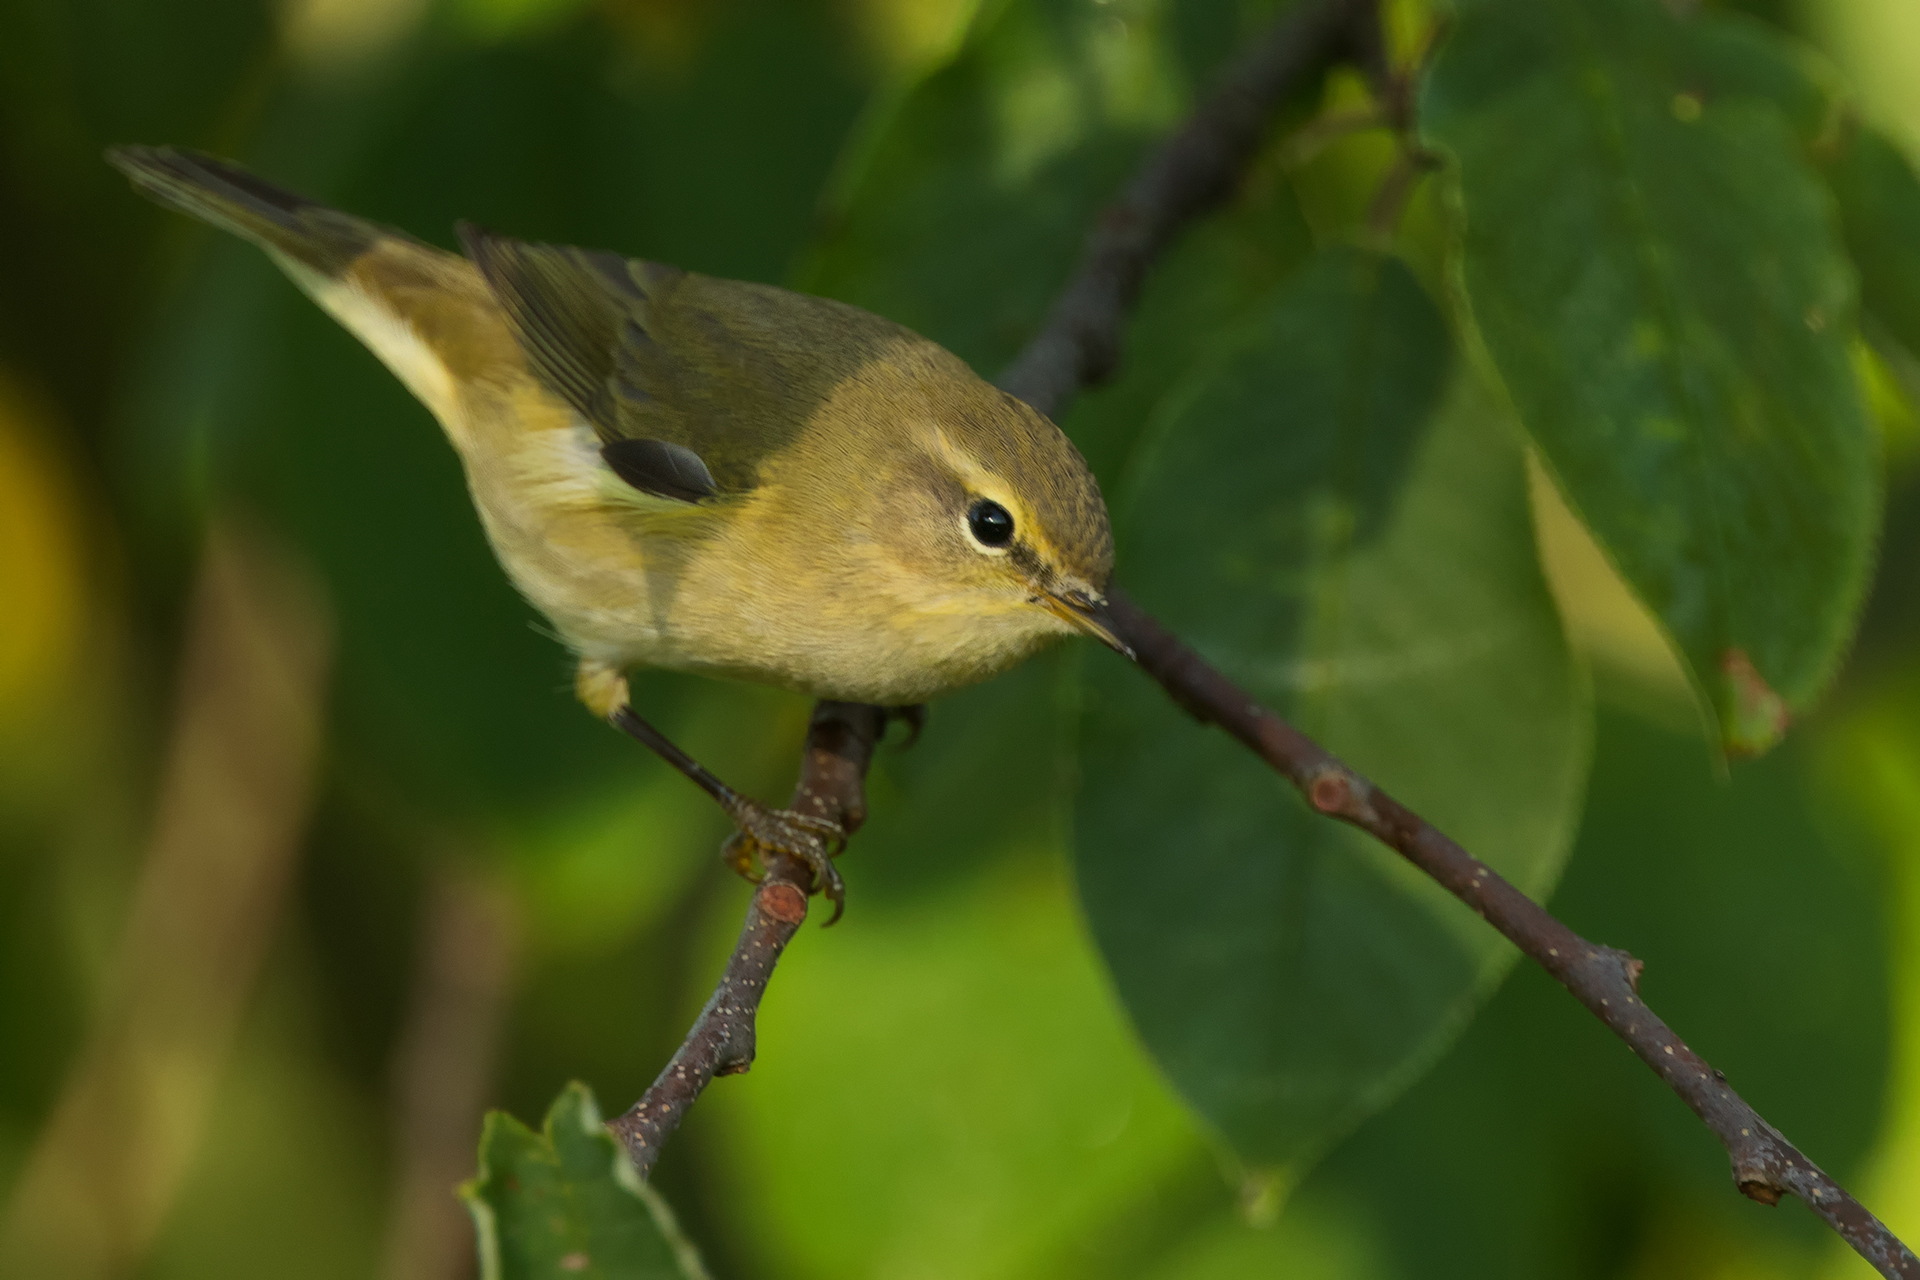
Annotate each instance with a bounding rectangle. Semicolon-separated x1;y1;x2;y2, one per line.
967;498;1015;547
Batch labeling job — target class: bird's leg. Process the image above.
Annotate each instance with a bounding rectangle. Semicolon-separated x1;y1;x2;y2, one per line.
591;676;848;918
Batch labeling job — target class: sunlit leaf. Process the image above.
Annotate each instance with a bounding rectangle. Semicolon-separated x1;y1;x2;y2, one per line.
463;1083;706;1280
701;853;1199;1279
1074;249;1587;1180
1422;0;1879;754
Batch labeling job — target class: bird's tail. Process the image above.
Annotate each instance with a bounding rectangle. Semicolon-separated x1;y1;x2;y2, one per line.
106;145;517;434
106;144;386;278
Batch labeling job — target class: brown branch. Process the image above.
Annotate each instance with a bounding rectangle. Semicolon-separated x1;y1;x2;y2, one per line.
998;0;1367;414
615;8;1920;1276
608;701;887;1177
605;0;1364;1185
993;1;1915;1271
1107;593;1917;1275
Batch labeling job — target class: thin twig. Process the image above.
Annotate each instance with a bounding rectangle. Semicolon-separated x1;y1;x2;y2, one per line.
991;0;1917;1267
605;0;1363;1181
608;702;887;1177
1105;583;1916;1276
998;0;1367;413
620;10;1920;1275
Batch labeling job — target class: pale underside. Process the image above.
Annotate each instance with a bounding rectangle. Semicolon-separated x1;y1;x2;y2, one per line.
285;245;1077;708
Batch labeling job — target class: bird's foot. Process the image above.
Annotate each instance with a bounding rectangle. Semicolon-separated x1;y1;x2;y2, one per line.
720;798;848;924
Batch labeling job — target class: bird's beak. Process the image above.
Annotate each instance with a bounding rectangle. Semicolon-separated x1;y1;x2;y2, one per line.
1039;589;1135;660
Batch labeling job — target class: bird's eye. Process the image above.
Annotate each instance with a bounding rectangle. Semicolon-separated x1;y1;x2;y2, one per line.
967;498;1015;548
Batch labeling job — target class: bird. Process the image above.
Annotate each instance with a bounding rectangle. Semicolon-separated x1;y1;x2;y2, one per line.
107;144;1124;919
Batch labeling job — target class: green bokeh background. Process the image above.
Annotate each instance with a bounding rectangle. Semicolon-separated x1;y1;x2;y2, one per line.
1;0;1918;1276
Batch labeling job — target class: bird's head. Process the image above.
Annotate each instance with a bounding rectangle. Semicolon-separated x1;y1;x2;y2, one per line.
824;345;1127;670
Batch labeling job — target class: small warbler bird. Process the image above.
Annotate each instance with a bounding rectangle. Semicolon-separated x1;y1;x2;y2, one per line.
109;145;1123;915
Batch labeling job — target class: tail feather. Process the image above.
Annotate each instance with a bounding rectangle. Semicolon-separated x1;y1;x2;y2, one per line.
106;144;377;277
106;144;532;436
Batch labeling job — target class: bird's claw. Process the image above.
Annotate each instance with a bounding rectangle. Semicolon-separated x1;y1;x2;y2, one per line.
720;798;848;925
888;703;928;749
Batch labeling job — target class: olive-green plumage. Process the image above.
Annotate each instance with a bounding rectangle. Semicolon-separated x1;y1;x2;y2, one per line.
107;145;1119;722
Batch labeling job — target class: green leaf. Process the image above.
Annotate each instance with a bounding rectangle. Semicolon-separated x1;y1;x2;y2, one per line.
1831;124;1920;364
702;837;1200;1279
1073;249;1587;1181
1422;0;1879;754
797;0;1190;369
1309;707;1892;1278
1662;10;1838;142
463;1083;706;1280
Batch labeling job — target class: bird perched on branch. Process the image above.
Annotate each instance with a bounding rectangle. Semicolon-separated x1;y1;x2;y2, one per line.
108;145;1122;918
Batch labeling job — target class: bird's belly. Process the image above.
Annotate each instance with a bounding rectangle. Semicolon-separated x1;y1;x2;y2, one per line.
636;591;1065;706
454;442;665;661
449;400;1066;705
504;542;1062;705
662;647;980;707
482;514;674;664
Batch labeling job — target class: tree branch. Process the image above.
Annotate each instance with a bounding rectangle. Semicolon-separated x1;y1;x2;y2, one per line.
608;702;887;1177
606;0;1361;1183
1106;596;1918;1278
993;0;1915;1271
989;0;1915;1264
998;0;1368;412
615;10;1919;1277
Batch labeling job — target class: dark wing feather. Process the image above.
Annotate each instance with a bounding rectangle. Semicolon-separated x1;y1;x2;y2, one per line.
458;223;922;496
600;438;716;502
458;223;630;431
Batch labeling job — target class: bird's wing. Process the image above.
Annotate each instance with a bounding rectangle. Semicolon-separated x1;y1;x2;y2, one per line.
457;226;916;498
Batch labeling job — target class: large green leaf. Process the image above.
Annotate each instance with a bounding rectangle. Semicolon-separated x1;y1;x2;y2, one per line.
1421;0;1879;755
1609;10;1920;375
1074;249;1587;1181
463;1083;705;1280
1831;124;1920;364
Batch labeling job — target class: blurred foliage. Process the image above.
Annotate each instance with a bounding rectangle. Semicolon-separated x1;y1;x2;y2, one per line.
0;0;1917;1276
